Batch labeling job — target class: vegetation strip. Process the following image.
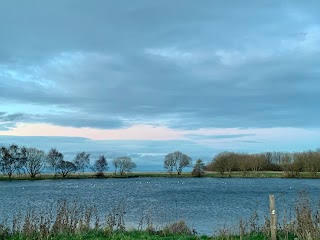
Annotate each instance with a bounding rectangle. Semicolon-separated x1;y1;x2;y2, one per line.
1;144;320;180
0;192;319;239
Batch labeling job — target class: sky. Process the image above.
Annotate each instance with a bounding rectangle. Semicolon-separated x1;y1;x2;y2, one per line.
1;1;320;170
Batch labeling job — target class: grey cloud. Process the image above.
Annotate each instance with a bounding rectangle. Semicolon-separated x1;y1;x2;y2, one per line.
0;123;16;131
44;115;125;129
0;80;73;107
1;1;320;130
235;140;262;144
185;134;256;140
0;112;25;122
0;112;26;130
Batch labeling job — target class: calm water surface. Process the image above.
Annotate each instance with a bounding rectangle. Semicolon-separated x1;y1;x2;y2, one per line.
0;177;319;234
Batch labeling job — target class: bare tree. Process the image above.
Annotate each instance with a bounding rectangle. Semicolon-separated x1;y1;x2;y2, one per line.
112;157;136;176
0;144;26;179
92;155;108;176
47;148;63;175
261;152;282;171
192;159;205;177
164;153;175;175
57;160;77;178
237;153;251;177
280;153;294;176
272;152;283;165
207;152;239;177
225;153;238;176
249;154;266;172
292;152;305;176
301;150;320;177
73;151;90;173
24;147;46;178
263;152;273;165
112;158;119;175
164;151;192;175
163;154;176;175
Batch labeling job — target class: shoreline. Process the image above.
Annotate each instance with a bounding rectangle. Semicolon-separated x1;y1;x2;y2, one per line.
0;171;319;181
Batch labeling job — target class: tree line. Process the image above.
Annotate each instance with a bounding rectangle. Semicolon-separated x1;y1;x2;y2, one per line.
0;144;137;179
2;144;319;179
163;151;204;177
206;149;320;177
0;145;205;179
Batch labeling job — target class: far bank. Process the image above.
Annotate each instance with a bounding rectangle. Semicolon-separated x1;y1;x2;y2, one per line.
0;171;320;181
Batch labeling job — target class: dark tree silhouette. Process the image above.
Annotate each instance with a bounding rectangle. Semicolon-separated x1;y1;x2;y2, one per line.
47;148;63;175
192;159;205;177
112;157;136;176
73;151;90;173
0;144;26;179
164;151;192;175
92;155;108;177
57;160;77;178
24;147;46;178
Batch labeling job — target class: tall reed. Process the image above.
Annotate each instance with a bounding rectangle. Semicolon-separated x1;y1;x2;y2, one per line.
1;192;320;239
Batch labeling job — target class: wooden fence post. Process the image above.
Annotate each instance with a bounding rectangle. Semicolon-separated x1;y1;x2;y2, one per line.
269;194;277;240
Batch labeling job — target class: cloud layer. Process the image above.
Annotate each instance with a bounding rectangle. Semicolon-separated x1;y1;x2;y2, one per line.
1;1;320;155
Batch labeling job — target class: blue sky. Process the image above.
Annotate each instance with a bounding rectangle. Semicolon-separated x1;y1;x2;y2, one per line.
1;1;320;170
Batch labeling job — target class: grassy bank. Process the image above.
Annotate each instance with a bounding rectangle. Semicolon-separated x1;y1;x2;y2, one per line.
1;230;209;240
0;228;302;240
0;170;319;181
0;192;319;240
0;230;292;240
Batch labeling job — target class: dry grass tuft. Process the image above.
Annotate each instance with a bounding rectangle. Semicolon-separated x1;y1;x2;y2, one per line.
163;220;193;235
1;192;320;239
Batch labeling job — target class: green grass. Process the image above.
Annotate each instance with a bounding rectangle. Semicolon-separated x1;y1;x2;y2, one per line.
3;230;300;240
0;170;319;181
3;229;212;240
0;230;288;240
0;194;310;240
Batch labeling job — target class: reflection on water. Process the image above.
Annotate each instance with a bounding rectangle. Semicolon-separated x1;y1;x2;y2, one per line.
0;177;319;234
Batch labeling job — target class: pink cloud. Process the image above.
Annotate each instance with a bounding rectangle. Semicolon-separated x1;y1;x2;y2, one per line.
0;123;186;141
1;123;320;152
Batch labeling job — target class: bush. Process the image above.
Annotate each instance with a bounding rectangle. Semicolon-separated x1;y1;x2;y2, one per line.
95;172;105;178
163;220;192;235
192;159;205;177
0;224;10;240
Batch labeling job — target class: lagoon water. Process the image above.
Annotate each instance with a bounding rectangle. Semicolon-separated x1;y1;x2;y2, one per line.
0;177;320;235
